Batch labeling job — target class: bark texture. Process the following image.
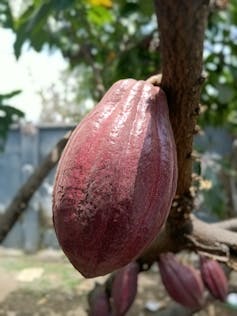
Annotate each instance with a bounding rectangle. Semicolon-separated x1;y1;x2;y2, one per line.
154;0;209;196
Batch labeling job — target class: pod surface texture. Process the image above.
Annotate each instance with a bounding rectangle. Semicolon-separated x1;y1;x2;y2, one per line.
53;79;177;277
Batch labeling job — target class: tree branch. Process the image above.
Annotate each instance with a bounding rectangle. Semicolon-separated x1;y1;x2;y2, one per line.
0;131;72;243
139;215;237;270
189;214;237;253
211;218;237;231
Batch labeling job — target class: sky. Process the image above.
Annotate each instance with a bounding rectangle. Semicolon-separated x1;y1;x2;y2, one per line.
0;28;67;122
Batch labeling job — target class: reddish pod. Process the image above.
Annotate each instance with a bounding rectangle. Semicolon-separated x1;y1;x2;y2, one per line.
200;256;228;301
111;262;139;316
53;79;177;277
88;283;111;316
158;253;204;309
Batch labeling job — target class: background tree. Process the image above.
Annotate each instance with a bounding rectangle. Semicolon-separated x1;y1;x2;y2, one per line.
38;67;94;123
1;0;236;129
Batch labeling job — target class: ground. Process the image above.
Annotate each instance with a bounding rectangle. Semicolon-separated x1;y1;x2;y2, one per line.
0;247;236;316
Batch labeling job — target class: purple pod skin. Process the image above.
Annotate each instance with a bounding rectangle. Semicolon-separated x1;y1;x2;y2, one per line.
53;79;177;278
200;256;228;301
111;262;139;316
88;283;111;316
158;253;204;309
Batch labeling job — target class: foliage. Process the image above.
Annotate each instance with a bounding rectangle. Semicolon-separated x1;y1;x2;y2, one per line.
38;67;93;123
0;91;24;150
2;0;157;97
0;0;14;29
201;0;237;131
0;1;24;147
1;0;236;130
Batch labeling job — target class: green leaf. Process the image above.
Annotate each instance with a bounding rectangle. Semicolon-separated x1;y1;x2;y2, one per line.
0;90;24;143
0;0;14;29
0;90;22;103
13;0;77;58
0;105;24;118
138;0;153;16
87;6;113;26
119;2;139;16
0;104;24;150
14;1;54;57
53;0;76;11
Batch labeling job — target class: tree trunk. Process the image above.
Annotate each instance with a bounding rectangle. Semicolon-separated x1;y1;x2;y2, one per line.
154;0;209;196
139;0;210;260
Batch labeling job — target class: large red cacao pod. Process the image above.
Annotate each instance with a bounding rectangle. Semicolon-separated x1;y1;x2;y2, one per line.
158;253;204;309
200;256;228;301
53;79;177;278
111;262;139;316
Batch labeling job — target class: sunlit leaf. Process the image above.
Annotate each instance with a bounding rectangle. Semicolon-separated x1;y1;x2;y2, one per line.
88;0;112;8
87;5;113;25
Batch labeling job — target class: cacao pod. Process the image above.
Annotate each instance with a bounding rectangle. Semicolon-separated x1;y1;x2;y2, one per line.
53;79;177;278
88;283;111;316
158;253;204;309
200;256;228;301
111;262;139;316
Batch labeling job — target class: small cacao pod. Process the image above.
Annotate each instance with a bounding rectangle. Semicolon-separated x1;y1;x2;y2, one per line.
158;253;204;309
111;262;139;316
53;79;177;277
88;283;111;316
200;256;228;301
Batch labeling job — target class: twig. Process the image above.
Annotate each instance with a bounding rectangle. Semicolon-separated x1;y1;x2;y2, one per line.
139;214;237;270
211;218;237;231
190;214;237;253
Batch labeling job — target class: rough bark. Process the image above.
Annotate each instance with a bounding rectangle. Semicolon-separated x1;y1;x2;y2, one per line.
0;131;71;243
149;0;207;254
154;0;209;196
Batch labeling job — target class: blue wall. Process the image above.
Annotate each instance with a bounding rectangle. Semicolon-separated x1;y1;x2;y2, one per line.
0;123;75;252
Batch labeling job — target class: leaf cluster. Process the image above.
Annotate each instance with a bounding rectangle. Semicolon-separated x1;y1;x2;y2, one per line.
0;91;24;150
201;0;237;131
0;0;236;133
